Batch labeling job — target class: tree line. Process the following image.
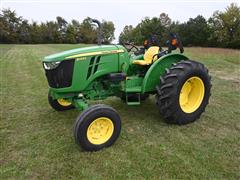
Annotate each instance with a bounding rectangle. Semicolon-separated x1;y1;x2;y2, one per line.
119;3;240;49
0;3;239;48
0;10;115;44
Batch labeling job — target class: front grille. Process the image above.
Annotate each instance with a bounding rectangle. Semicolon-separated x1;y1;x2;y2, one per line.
44;59;75;88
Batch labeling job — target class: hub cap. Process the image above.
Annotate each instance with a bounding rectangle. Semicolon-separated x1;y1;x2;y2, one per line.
57;99;71;106
179;77;205;113
87;117;114;145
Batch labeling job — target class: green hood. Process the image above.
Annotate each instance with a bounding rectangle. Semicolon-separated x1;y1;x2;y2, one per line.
43;45;122;62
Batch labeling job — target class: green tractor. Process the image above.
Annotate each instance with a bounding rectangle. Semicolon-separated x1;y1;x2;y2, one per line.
43;19;211;151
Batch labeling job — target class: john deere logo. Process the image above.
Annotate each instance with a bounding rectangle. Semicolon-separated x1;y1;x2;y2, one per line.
76;57;87;61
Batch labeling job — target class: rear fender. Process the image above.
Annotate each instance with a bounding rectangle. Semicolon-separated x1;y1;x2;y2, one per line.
142;53;188;93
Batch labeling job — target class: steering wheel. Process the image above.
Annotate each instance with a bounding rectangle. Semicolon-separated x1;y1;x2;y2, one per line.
121;42;140;52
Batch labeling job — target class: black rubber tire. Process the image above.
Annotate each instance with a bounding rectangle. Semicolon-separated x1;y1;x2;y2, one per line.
156;60;211;125
74;104;121;151
48;91;75;111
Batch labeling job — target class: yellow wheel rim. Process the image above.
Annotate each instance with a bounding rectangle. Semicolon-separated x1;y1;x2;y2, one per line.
179;77;205;113
87;117;114;145
57;99;71;107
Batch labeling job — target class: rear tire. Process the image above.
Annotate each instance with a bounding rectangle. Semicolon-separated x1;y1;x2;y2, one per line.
48;91;74;111
74;104;121;151
156;60;211;125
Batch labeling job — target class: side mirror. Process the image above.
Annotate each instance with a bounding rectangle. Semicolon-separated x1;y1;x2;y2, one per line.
167;33;184;54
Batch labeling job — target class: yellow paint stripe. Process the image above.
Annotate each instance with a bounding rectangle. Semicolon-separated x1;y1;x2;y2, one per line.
66;49;124;59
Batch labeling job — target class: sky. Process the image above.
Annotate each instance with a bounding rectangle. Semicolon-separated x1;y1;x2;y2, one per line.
1;0;239;43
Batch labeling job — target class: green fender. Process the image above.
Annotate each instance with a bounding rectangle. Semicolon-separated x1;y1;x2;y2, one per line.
142;53;189;93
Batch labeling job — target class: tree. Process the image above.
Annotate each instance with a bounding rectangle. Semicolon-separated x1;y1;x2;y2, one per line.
0;9;117;44
1;5;239;48
65;24;77;43
159;13;171;28
119;16;166;45
29;21;41;43
71;19;81;43
0;11;9;43
79;17;97;44
38;21;58;43
180;15;210;46
138;17;164;44
159;13;172;43
208;3;240;48
119;25;134;43
18;20;31;43
56;16;68;43
101;20;115;44
0;9;22;43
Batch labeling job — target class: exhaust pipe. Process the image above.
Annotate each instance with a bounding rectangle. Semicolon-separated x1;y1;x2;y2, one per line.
91;19;102;45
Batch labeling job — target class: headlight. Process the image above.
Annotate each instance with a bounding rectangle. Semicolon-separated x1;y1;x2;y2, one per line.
43;61;61;70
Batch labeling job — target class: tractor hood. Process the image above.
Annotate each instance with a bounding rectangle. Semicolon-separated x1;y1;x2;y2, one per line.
43;45;124;62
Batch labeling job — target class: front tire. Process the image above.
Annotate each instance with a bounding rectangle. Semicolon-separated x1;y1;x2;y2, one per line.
156;60;211;125
74;104;121;151
48;91;74;111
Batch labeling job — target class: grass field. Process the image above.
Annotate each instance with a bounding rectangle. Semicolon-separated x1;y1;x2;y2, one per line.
1;44;240;179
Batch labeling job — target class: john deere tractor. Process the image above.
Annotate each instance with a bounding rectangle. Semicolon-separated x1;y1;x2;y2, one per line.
43;19;211;151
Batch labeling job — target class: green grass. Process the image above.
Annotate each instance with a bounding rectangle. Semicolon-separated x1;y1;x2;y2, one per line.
1;45;240;179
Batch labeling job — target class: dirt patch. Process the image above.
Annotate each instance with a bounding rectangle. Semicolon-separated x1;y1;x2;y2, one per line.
186;47;240;56
212;70;240;83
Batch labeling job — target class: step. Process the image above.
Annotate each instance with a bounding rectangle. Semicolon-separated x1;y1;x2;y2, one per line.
127;101;141;105
125;86;142;93
126;92;141;106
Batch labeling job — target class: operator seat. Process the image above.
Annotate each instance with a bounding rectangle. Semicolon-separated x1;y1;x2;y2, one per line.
132;46;160;65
